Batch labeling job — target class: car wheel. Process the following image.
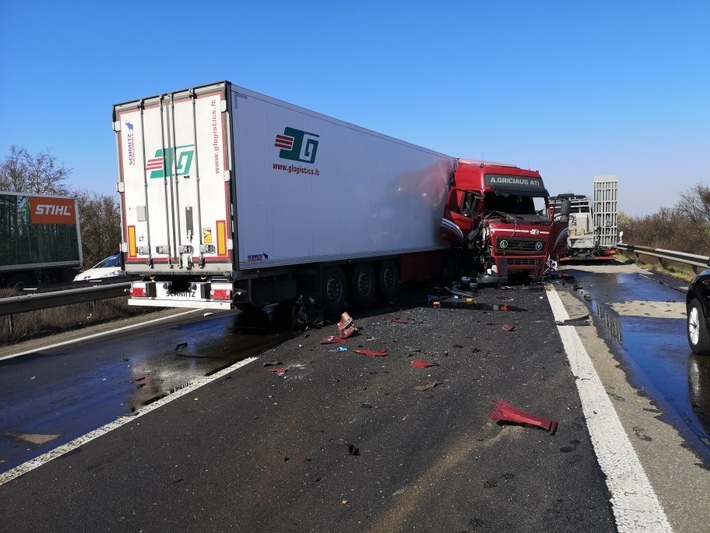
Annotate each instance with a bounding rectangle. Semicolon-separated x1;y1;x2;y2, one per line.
687;298;710;355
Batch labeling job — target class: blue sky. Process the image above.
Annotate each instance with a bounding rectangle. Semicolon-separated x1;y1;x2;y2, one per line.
1;1;708;217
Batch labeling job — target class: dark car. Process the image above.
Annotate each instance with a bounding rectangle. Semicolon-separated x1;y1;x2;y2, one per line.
687;261;710;355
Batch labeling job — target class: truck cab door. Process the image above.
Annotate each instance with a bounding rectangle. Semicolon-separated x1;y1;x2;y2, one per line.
440;188;478;244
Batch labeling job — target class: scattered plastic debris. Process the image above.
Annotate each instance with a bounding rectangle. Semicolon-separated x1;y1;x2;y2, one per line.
337;346;348;352
269;368;288;375
353;348;388;357
488;399;557;434
555;315;591;326
338;312;358;339
322;336;345;344
503;324;517;331
411;360;437;369
346;444;360;456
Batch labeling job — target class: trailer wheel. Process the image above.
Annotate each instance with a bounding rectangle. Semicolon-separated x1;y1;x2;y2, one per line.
322;266;347;316
377;260;399;300
351;262;376;307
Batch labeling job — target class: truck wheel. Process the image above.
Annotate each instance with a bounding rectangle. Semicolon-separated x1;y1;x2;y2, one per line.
322;266;347;316
688;298;710;355
351;262;376;307
7;273;34;290
377;260;399;300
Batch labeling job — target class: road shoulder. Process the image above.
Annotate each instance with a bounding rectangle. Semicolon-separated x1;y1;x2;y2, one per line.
554;285;710;533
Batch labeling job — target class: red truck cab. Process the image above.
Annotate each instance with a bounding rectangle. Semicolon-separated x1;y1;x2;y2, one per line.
440;159;565;284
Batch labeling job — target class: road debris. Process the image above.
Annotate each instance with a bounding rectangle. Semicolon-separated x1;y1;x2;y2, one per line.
322;336;345;344
268;368;288;375
411;360;437;369
338;312;358;339
503;324;517;331
353;348;388;357
488;399;557;434
555;314;591;326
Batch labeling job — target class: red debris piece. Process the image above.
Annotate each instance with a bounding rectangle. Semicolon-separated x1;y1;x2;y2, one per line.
353;348;388;357
390;316;413;324
338;312;359;339
499;304;510;311
411;360;436;368
269;368;288;375
503;324;517;331
322;336;345;344
488;399;557;434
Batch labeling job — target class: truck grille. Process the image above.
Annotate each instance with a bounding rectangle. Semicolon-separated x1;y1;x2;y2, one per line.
496;237;545;253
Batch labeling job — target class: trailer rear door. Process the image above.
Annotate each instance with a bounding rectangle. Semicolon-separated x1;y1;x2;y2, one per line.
114;83;233;276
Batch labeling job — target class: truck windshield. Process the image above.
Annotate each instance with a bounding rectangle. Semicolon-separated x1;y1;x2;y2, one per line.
484;192;537;215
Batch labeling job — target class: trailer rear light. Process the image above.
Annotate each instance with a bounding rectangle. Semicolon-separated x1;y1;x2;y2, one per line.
130;281;156;298
131;286;147;298
211;288;232;301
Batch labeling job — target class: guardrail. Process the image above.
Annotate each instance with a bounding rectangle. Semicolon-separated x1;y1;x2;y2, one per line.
0;282;131;317
616;243;710;274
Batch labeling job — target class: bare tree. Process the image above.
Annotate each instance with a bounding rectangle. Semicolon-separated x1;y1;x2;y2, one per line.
74;190;122;267
0;145;71;195
677;183;710;225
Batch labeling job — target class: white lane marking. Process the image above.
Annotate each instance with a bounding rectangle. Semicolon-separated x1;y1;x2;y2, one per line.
0;356;258;486
546;286;672;532
0;309;200;361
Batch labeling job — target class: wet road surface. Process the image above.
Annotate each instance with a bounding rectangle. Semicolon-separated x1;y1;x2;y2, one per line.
561;264;710;464
0;307;295;474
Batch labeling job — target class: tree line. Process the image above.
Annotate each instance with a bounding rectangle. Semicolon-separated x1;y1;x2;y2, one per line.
0;145;121;269
619;184;710;256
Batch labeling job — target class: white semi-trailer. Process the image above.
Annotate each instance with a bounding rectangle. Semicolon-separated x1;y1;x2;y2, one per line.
113;81;457;316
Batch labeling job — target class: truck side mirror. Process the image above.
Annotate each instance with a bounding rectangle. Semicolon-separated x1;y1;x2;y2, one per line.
560;199;571;217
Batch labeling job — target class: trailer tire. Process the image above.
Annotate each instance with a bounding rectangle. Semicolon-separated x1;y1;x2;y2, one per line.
322;266;347;316
377;260;399;300
351;262;376;307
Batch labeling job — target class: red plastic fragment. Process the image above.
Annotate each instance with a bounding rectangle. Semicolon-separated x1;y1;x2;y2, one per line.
269;368;288;375
353;348;388;357
338;312;359;339
503;324;517;331
322;336;345;344
411;360;436;368
488;399;557;434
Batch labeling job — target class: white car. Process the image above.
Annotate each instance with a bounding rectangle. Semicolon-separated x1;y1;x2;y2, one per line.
73;253;124;282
